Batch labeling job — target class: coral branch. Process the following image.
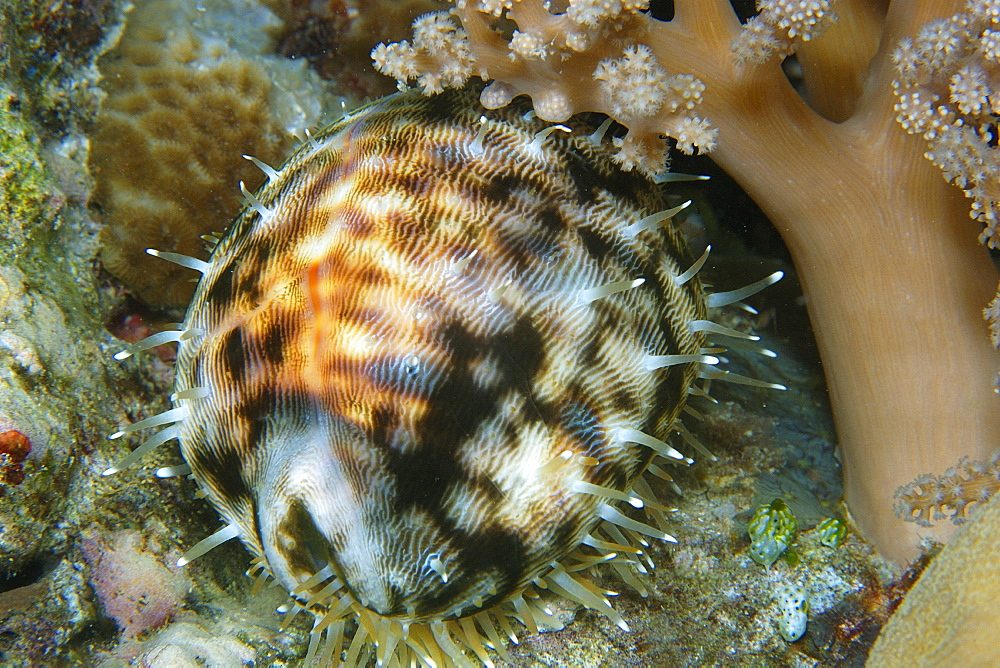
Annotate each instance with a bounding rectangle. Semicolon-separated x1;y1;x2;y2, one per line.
892;2;1000;249
895;451;1000;526
793;0;885;121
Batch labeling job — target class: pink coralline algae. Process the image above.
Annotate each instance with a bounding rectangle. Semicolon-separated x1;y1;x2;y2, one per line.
80;529;190;640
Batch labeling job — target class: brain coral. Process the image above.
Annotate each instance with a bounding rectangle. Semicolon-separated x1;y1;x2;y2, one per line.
869;486;1000;664
91;0;323;307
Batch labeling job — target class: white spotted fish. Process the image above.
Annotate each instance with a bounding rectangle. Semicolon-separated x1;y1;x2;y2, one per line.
106;87;783;666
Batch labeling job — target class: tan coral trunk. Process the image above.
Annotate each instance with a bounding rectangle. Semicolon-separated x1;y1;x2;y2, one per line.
648;3;1000;563
770;136;1000;565
713;82;1000;565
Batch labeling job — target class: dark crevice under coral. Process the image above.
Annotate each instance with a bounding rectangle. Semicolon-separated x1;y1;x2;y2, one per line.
0;556;47;595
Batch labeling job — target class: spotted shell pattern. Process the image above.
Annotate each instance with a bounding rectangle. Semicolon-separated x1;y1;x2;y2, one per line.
168;88;708;661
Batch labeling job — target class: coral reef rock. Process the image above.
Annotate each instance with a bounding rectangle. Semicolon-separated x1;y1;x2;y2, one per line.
869;488;1000;665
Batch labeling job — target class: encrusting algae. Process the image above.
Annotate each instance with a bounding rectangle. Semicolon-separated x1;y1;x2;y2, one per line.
0;88;58;247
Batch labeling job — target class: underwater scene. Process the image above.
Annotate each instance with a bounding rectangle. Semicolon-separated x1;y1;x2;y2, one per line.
1;0;998;665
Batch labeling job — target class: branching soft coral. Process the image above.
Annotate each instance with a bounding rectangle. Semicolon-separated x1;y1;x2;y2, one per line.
893;5;1000;249
374;0;1000;565
894;450;1000;529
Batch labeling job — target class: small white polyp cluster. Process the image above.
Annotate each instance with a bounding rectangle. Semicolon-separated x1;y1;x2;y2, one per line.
892;3;1000;250
732;0;835;63
371;12;476;94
